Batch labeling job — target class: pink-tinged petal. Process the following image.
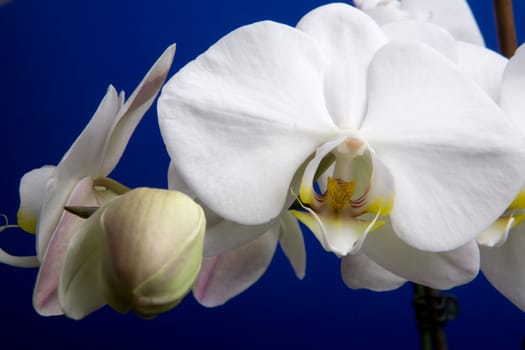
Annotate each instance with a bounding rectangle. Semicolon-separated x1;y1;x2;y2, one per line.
204;219;277;258
193;226;279;307
159;21;337;226
279;212;306;279
99;44;176;175
457;42;507;102
33;177;99;316
400;0;484;46
501;44;525;133
17;166;56;234
341;251;406;291
382;20;457;61
36;86;119;259
296;3;387;129
363;222;480;289
37;45;175;259
361;41;525;251
58;210;106;320
480;224;525;311
57;85;120;180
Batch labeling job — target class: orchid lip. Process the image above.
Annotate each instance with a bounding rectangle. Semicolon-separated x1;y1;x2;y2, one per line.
292;133;393;256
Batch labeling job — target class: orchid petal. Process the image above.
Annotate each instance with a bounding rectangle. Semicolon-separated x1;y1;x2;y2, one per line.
33;177;100;316
510;188;525;210
57;85;120;180
341;251;406;291
363;222;480;289
500;44;525;133
0;221;39;268
99;44;176;175
36;86;119;259
299;136;344;205
168;161;223;227
361;41;525;251
457;42;507;102
296;3;387;129
193;226;279;307
364;151;395;215
359;7;411;26
291;209;383;257
58;209;105;320
279;212;306;279
17;166;55;233
381;20;457;61
167;161;196;199
158;21;338;225
480;225;525;311
37;45;175;258
476;217;515;248
204;219;278;258
296;140;393;256
168;162;276;257
400;0;485;46
0;250;39;268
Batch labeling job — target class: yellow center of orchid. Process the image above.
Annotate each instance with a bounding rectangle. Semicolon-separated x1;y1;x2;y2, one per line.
291;139;393;256
326;177;355;211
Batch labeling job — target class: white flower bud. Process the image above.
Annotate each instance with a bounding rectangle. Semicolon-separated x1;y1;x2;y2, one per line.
58;188;205;319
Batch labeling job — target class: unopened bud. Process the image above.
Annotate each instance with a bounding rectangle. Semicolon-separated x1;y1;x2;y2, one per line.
59;188;205;319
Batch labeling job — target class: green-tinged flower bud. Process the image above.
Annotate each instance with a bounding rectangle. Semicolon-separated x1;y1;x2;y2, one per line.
58;188;205;320
100;187;205;318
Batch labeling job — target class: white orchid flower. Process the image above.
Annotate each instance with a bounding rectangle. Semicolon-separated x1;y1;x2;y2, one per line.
59;188;205;320
158;3;525;289
168;163;306;307
334;20;499;291
408;33;525;309
343;8;525;294
468;44;525;311
354;0;484;46
1;44;176;316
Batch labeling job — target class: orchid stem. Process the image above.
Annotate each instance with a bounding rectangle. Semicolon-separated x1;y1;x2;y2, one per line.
493;0;518;58
414;284;434;350
413;284;458;350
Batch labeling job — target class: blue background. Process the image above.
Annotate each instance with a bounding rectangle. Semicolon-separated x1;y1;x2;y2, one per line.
1;1;524;348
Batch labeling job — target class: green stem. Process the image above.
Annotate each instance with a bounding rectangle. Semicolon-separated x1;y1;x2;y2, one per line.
413;284;434;350
413;284;457;350
425;287;448;350
493;0;518;58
